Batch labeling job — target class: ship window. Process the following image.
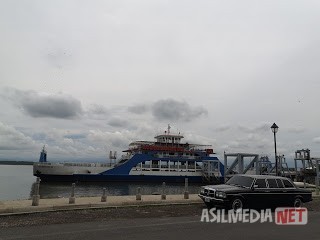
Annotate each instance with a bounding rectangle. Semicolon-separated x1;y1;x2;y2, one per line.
189;162;195;168
161;161;168;169
143;161;151;168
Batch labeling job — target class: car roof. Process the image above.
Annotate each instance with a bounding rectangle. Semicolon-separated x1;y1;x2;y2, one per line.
235;174;291;180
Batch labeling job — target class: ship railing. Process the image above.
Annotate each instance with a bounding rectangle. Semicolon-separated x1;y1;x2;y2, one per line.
35;162;52;165
139;164;203;172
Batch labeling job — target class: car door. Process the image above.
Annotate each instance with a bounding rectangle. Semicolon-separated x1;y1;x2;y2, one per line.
281;178;297;206
265;178;283;207
251;178;269;208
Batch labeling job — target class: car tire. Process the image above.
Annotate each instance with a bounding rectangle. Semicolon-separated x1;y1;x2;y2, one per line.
230;197;244;212
293;197;303;208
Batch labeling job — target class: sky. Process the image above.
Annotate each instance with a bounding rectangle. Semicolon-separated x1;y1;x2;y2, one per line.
1;0;320;165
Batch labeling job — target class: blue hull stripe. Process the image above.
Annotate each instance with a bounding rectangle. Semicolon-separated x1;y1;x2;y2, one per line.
99;153;223;176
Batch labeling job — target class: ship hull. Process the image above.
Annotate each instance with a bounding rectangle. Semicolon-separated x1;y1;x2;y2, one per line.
34;173;207;183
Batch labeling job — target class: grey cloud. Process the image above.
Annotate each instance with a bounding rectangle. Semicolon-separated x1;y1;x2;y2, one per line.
286;126;306;134
31;132;47;141
215;125;232;132
0;122;36;150
87;104;108;115
4;88;83;119
128;104;149;114
151;99;208;122
237;122;270;133
313;137;320;144
108;117;129;128
64;133;87;139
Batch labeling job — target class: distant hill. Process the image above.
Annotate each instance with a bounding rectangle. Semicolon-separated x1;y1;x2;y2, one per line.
0;161;34;166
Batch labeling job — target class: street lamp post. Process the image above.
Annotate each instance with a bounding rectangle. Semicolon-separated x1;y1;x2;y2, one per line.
271;123;279;176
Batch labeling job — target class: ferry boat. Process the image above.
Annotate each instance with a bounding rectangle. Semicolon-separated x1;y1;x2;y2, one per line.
33;126;224;183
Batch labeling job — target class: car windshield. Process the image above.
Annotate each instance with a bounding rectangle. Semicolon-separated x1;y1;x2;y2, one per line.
226;175;254;188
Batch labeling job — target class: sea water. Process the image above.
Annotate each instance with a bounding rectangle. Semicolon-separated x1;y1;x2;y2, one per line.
0;165;202;201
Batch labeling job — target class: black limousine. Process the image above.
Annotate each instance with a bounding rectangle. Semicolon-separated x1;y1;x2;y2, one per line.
199;175;312;211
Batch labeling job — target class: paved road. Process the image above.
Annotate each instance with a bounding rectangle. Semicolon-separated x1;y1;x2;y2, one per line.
1;212;320;240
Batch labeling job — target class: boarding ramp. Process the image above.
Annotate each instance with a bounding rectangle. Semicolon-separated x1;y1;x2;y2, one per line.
202;160;221;184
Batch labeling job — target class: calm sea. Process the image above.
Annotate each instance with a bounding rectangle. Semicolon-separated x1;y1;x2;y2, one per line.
0;165;202;201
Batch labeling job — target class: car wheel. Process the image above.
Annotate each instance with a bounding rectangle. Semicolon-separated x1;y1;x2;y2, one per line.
230;198;243;212
293;197;303;208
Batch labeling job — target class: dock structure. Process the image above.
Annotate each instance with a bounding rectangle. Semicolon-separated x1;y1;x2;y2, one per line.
251;155;294;178
315;159;320;195
223;153;259;183
278;155;295;178
294;149;316;183
257;156;273;175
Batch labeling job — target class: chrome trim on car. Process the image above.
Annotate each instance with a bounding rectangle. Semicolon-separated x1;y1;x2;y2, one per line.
198;194;224;202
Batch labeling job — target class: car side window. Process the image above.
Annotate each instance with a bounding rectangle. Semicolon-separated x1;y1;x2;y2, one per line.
267;179;278;188
255;179;267;188
282;179;295;188
276;179;284;188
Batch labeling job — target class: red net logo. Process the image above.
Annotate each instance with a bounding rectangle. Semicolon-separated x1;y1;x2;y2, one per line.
275;207;308;225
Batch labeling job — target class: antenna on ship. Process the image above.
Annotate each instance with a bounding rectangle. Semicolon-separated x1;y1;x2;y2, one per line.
167;124;171;134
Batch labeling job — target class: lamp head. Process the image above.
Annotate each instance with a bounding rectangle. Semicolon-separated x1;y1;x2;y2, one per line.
271;123;279;133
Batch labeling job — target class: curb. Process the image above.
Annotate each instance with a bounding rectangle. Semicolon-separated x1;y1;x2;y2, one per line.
0;201;203;217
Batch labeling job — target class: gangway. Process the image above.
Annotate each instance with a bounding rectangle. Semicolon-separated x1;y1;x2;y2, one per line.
202;160;221;184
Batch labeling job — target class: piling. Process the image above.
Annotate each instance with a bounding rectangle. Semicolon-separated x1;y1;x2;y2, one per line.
184;178;189;199
161;182;166;200
316;160;319;195
31;177;40;206
69;183;76;204
101;188;107;202
136;187;142;201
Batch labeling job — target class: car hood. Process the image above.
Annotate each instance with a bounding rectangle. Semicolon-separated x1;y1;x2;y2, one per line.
204;184;244;192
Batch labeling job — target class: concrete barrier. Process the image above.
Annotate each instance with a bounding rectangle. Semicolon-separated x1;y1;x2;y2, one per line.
161;182;166;200
32;177;40;206
69;183;76;204
136;187;142;201
184;178;189;199
101;188;107;202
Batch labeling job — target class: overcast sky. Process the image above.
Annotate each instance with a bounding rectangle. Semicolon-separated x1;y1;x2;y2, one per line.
1;0;320;164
